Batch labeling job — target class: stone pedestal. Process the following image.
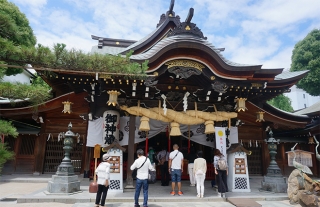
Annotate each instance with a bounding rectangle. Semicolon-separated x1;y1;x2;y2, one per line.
47;175;81;194
261;176;287;193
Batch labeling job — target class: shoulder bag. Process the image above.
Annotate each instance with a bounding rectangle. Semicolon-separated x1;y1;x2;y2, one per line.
132;157;147;179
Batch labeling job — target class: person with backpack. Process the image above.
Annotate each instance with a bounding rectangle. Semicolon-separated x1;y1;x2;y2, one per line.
213;149;228;198
193;150;207;198
157;147;170;186
130;149;155;207
168;144;184;196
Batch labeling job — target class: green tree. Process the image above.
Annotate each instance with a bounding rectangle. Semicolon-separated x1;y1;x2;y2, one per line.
290;29;320;96
0;0;37;77
267;94;294;112
0;120;18;174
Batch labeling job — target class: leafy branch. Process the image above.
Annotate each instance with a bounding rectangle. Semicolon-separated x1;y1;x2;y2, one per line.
0;39;149;76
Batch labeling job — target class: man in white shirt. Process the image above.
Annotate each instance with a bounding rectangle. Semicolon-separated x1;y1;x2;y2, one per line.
168;144;184;196
130;149;155;207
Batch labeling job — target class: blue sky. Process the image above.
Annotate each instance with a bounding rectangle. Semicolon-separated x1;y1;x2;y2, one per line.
10;0;320;70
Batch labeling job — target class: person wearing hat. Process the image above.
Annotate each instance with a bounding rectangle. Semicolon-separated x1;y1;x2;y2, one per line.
95;153;111;207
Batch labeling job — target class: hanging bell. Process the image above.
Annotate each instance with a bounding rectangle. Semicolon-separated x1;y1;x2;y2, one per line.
204;120;215;134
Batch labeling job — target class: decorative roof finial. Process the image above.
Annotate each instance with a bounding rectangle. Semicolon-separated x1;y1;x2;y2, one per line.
185;8;194;23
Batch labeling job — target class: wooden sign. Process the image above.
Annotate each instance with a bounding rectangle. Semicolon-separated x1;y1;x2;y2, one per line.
94;144;101;158
286;150;314;167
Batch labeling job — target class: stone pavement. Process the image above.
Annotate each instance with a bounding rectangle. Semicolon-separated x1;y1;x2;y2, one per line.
0;174;300;207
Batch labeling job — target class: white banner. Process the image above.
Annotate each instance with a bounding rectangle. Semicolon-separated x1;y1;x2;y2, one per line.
229;127;239;145
215;127;227;156
86;117;104;147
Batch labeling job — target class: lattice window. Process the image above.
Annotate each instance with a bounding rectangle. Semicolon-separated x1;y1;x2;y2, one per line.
235;177;248;189
19;137;36;155
43;140;83;173
247;147;262;175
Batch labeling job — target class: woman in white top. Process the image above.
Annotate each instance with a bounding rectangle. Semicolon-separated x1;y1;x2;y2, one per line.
95;153;111;207
193;151;207;198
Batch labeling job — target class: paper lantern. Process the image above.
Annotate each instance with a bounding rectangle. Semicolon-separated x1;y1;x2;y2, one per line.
256;111;265;122
170;122;181;136
204;120;215;134
107;90;121;106
139;116;150;131
235;98;247;112
62;101;73;114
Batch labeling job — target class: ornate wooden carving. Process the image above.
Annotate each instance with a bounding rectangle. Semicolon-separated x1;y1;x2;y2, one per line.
212;81;229;93
168;19;207;39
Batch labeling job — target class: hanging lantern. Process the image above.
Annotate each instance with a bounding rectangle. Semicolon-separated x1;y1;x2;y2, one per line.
256;111;265;122
62;101;73;114
204;120;215;134
235;98;247;112
170;122;181;136
309;136;315;144
139;116;150;131
107;90;121;106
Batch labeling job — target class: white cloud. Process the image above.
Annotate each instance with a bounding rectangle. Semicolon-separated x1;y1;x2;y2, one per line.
8;0;320;70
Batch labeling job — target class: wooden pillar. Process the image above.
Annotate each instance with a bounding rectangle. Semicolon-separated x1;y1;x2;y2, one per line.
125;115;136;189
83;147;92;178
33;120;47;175
280;143;285;175
261;127;269;176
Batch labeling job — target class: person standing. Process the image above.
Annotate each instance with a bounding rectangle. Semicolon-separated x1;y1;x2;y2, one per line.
95;153;111;207
214;149;228;198
148;147;156;170
168;144;184;196
157;147;170;186
193;151;207;198
186;148;197;186
130;149;155;207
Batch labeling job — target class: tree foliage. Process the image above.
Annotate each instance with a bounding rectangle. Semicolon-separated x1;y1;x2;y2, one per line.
0;143;15;174
0;0;37;77
290;29;320;96
267;94;294;112
0;41;148;76
0;82;51;106
0;120;18;137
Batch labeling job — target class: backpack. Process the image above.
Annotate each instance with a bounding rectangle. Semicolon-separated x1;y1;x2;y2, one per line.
217;157;227;170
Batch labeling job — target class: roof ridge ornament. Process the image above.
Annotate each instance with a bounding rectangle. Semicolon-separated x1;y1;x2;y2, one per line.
157;0;181;27
167;8;207;39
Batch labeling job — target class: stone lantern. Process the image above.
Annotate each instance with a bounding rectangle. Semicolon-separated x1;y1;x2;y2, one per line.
47;123;81;194
261;127;287;193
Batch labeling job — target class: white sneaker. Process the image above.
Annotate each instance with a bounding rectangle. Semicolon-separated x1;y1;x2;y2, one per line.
217;192;221;197
200;194;203;198
197;194;200;198
222;193;226;198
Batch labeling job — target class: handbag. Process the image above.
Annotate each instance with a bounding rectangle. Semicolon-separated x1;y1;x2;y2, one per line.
148;170;156;184
132;157;147;179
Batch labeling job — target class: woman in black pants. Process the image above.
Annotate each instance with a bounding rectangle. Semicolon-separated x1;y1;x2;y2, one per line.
213;149;228;198
95;153;111;207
